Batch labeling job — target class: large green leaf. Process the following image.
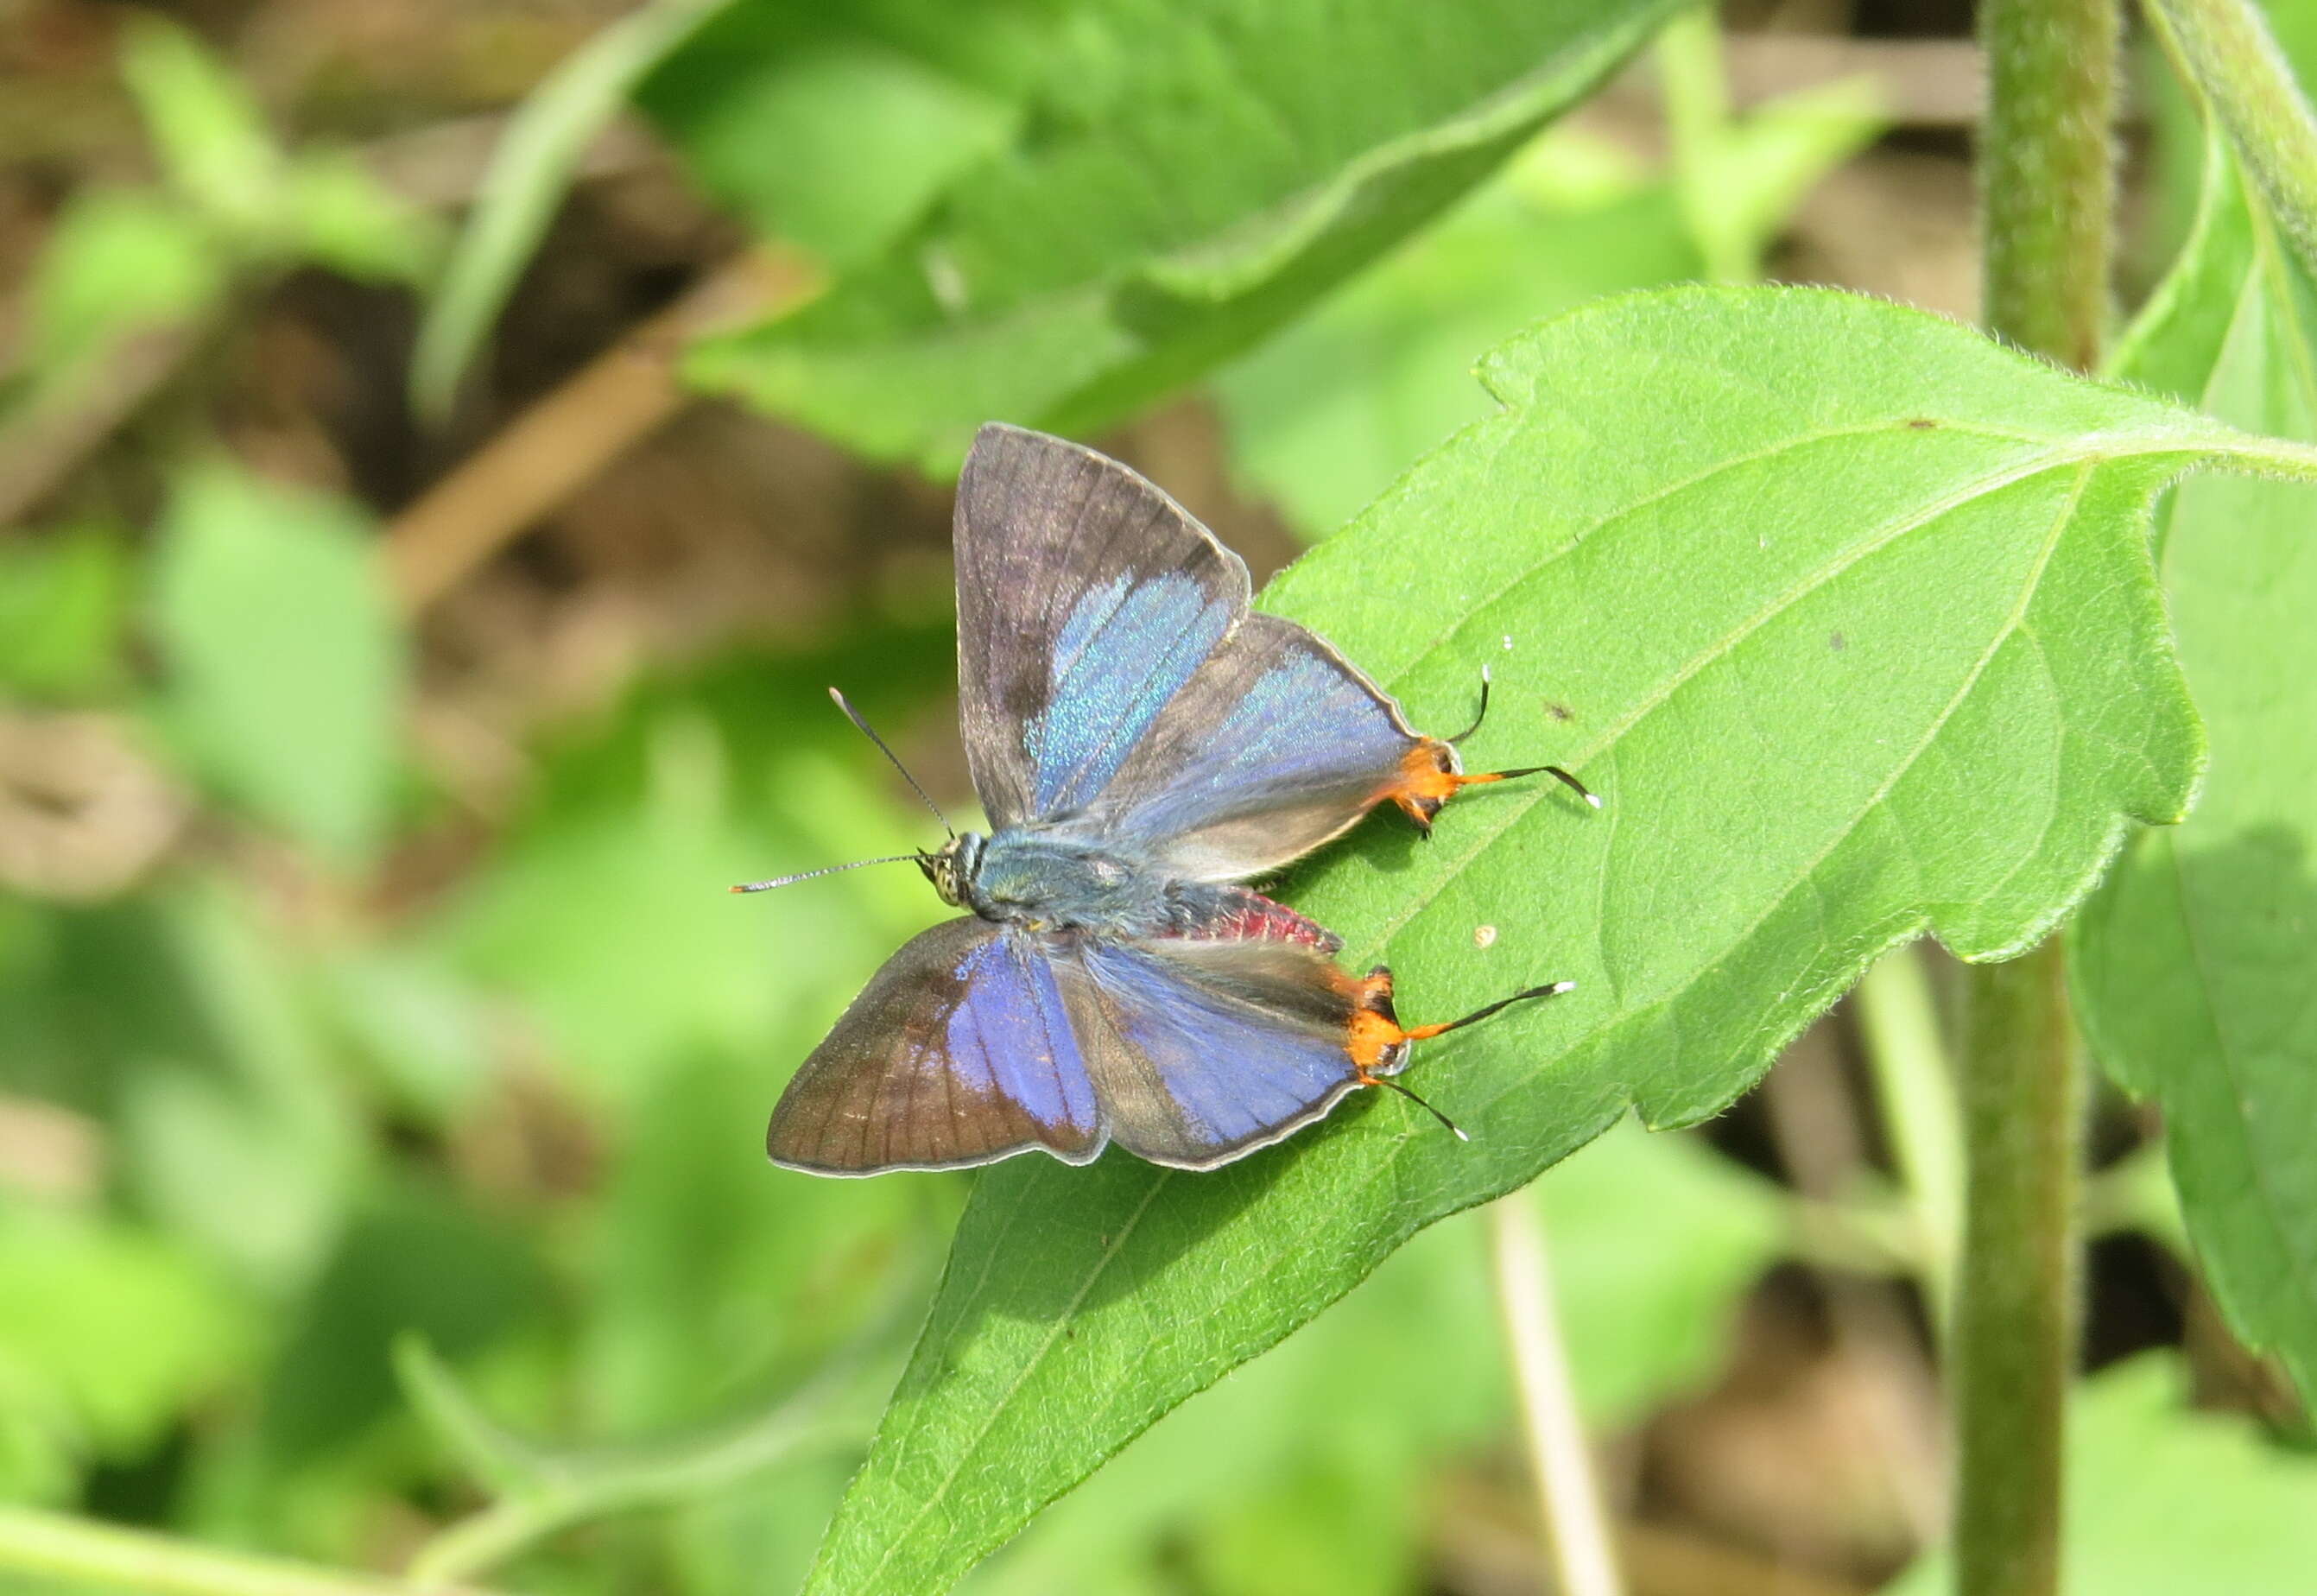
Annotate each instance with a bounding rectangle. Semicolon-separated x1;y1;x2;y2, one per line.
2072;129;2317;1406
792;287;2316;1595
970;1119;1780;1596
0;1201;247;1504
636;0;1036;269
1217;56;1877;539
684;0;1685;470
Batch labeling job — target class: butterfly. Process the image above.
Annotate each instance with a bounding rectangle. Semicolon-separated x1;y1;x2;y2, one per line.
744;424;1596;1176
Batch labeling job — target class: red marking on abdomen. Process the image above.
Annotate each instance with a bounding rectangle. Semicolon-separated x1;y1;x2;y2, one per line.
1170;890;1343;953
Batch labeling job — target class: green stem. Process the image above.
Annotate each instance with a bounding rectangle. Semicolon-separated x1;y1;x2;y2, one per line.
1853;946;1965;1318
0;1507;492;1596
1487;1195;1624;1596
1958;3;2116;1593
1979;0;2120;372
1953;942;2085;1596
2147;0;2317;273
1656;6;1748;284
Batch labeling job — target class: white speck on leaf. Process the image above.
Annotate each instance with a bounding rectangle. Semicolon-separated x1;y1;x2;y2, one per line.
1473;924;1497;949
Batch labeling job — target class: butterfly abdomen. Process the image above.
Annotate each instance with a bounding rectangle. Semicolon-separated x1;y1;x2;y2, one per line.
1162;886;1342;953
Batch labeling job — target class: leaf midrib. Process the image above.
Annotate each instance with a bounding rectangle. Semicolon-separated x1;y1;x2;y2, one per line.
1378;412;2084;674
1349;437;2194;964
1432;461;2095;1129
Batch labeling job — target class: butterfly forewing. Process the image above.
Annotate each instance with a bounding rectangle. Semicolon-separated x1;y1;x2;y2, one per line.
954;424;1249;829
954;426;1434;872
1087;613;1425;879
767;918;1102;1175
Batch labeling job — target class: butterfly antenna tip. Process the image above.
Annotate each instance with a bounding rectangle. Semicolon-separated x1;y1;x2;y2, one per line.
828;686;954;838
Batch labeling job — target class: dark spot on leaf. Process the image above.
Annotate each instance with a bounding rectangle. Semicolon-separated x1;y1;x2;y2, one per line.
1829;630;1847;652
1906;417;1939;430
1544;701;1573;722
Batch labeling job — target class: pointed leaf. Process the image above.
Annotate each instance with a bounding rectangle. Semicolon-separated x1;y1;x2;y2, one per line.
2073;130;2317;1407
408;0;736;418
796;287;2314;1595
684;0;1686;470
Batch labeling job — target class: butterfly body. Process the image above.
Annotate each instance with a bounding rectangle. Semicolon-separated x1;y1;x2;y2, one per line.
763;425;1581;1177
925;826;1225;937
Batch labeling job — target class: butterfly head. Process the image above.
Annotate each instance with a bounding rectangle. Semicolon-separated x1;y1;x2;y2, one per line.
920;832;987;907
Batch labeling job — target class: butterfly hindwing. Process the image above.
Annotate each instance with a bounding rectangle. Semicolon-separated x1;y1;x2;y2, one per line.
766;917;1102;1175
1086;612;1426;879
1058;931;1371;1171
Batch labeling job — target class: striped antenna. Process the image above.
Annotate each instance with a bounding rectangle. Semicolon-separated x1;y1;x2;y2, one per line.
731;855;925;894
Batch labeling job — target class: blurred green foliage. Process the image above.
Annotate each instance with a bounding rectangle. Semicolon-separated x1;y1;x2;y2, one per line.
5;6;2317;1596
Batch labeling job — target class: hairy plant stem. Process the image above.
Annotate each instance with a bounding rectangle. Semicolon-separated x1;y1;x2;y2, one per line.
1956;2;2116;1593
2147;0;2317;271
1979;0;2119;372
0;1507;492;1596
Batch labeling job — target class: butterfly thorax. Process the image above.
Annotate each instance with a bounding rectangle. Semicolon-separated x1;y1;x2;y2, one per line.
931;826;1210;936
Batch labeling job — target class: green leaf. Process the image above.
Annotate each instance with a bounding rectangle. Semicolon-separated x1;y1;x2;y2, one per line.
16;187;225;379
1535;1119;1783;1423
0;1200;247;1504
2073;130;2317;1407
277;151;446;285
794;286;2303;1595
685;0;1687;470
408;0;736;419
1219;43;1877;539
118;883;368;1293
118;18;284;243
260;1185;554;1463
151;464;405;867
637;2;1026;268
1888;1354;2317;1594
2144;0;2317;277
1656;6;1883;284
440;707;936;1104
972;1120;1776;1595
1217;142;1701;537
0;531;128;699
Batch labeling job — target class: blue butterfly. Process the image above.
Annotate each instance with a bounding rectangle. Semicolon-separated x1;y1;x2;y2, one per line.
745;425;1594;1175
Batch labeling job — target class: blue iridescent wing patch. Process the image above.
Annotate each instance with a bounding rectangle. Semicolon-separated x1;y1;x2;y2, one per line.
1083;612;1424;880
1060;933;1371;1170
767;918;1101;1175
953;424;1245;828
